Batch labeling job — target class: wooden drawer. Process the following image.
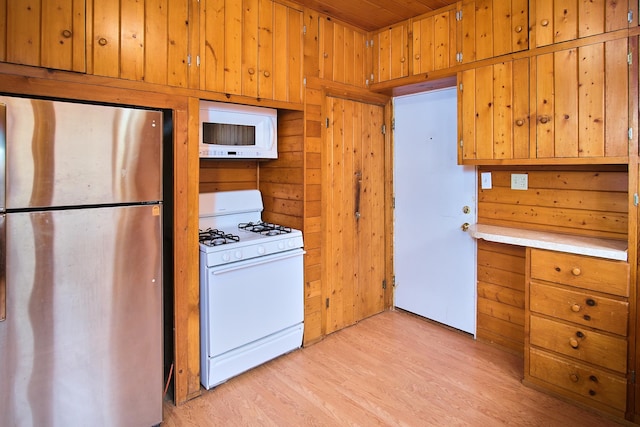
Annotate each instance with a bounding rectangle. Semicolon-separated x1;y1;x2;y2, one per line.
529;347;627;412
529;315;627;374
530;282;629;336
530;249;629;297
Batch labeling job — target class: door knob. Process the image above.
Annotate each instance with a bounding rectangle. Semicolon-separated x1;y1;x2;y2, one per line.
461;223;469;232
462;206;471;214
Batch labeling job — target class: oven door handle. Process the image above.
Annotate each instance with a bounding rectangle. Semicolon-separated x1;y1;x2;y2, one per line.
211;249;305;276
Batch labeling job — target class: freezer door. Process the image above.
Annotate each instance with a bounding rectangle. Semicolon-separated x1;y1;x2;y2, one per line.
1;96;162;209
0;204;163;426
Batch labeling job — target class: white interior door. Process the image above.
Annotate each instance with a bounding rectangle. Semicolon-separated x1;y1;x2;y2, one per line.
393;88;477;335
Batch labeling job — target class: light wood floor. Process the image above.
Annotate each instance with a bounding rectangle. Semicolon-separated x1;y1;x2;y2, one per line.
162;310;625;426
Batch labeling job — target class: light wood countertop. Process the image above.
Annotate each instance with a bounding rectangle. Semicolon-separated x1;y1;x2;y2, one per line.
468;224;628;262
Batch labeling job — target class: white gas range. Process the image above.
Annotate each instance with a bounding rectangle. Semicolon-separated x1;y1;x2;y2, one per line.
199;190;304;389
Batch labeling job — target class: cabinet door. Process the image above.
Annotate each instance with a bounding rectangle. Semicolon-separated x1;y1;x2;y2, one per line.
458;0;528;64
371;20;409;83
318;16;368;88
200;0;303;102
458;58;530;162
324;96;386;334
3;0;85;72
92;0;196;88
533;39;629;159
411;6;456;75
532;0;630;48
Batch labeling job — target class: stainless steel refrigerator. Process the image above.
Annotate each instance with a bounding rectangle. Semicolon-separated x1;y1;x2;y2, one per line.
0;95;164;426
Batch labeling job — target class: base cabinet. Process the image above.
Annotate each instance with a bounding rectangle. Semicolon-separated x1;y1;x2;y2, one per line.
525;248;630;418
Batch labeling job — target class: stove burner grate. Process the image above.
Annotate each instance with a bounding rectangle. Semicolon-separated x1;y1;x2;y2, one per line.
199;228;240;246
238;221;292;236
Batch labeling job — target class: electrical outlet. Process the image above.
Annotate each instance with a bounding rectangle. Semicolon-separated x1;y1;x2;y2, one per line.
511;173;528;190
481;172;492;189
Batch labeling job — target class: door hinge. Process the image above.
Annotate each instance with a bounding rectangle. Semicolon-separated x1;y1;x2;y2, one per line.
460;139;464;148
381;124;386;135
393;276;396;287
392;196;396;209
459;83;463;91
631;370;636;384
382;279;386;289
456;10;463;21
391;118;395;131
628;52;633;65
326;118;330;128
197;55;200;67
303;77;307;86
633;193;639;207
629;10;634;24
187;54;191;66
325;297;330;308
456;52;463;63
303;25;307;35
629;127;633;140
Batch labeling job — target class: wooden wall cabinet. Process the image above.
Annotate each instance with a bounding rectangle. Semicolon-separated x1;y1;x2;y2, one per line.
318;16;368;88
370;20;410;83
0;0;85;72
458;0;528;64
199;0;303;103
410;5;457;75
459;38;629;164
525;248;630;418
530;0;630;48
458;58;530;162
91;0;198;88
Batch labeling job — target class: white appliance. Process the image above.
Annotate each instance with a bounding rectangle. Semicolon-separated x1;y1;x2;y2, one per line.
199;101;277;159
199;190;304;389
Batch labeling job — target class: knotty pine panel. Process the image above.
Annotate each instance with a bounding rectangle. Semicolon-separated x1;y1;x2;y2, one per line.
477;240;526;355
477;166;628;240
199;159;258;193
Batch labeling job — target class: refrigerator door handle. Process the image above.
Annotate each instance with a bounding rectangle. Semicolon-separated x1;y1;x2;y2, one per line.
0;102;4;212
0;213;4;321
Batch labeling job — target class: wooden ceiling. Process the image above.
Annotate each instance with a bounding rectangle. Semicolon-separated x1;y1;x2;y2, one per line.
287;0;458;31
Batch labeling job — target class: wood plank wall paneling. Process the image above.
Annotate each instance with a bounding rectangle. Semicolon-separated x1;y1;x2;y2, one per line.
199;159;259;193
477;165;629;241
476;240;526;355
260;109;305;230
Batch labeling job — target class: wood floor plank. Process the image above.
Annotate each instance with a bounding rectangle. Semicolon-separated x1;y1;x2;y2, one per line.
162;310;624;426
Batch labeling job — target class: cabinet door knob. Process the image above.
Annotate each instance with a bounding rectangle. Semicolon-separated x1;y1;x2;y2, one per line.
541;19;550;27
515;25;523;33
515;119;524;127
539;116;549;124
98;37;108;46
400;57;406;63
62;29;72;38
571;267;581;276
569;373;579;382
571;304;581;312
415;54;420;60
248;68;255;75
263;71;270;78
569;338;579;348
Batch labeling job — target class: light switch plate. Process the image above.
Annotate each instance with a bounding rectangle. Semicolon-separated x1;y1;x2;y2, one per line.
511;173;528;190
481;172;492;189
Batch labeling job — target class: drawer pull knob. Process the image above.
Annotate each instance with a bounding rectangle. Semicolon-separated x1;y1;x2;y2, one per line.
571;267;581;276
576;331;584;338
583;314;591;321
569;373;579;382
571;304;581;312
588;389;596;396
569;338;579;348
586;298;596;306
589;375;598;383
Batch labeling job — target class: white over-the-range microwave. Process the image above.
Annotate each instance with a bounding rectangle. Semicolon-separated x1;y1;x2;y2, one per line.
199;100;278;159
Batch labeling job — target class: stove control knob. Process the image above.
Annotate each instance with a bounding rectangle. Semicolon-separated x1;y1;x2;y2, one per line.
278;241;286;250
234;250;242;260
257;246;266;255
222;253;231;262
